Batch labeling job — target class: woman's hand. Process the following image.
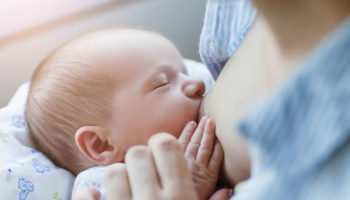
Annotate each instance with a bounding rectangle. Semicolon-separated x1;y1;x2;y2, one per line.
103;133;198;200
178;116;224;200
72;187;101;200
209;188;234;200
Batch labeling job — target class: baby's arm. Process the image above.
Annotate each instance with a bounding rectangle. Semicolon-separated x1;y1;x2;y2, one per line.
178;116;224;200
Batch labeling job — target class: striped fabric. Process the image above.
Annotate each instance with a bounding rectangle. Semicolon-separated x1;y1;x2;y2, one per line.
199;0;256;80
199;0;350;199
236;15;350;199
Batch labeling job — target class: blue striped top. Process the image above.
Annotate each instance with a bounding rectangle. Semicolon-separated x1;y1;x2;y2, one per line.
199;0;350;199
199;0;256;80
236;15;350;199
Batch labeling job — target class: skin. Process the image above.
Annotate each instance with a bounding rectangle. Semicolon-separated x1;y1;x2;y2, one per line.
199;17;268;186
74;29;206;164
105;30;205;152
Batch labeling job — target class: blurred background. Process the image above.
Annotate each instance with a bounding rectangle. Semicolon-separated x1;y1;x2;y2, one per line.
0;0;206;107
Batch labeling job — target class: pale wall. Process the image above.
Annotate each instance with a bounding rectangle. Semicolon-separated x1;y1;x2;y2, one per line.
0;0;206;107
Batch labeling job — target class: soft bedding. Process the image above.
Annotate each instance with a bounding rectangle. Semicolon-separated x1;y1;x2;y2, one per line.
0;59;213;200
0;82;74;200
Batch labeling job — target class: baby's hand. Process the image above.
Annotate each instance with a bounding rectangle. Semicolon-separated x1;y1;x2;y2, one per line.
178;116;224;200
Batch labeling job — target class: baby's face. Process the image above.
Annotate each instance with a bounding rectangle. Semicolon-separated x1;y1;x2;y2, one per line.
83;29;205;152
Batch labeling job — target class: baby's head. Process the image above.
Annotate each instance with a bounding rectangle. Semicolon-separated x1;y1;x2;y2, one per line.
26;27;205;175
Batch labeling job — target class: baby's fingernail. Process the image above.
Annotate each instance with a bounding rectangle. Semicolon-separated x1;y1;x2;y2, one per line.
188;121;196;127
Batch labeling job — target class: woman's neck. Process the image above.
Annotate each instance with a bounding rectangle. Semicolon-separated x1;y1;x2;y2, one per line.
254;0;350;58
252;0;350;90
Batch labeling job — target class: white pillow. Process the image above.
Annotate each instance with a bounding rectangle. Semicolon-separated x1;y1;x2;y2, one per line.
0;59;213;200
184;58;214;93
0;82;75;200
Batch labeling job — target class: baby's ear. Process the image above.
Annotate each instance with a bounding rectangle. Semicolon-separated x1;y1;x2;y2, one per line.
75;126;123;165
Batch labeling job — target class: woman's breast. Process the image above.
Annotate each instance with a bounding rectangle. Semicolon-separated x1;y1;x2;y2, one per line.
198;17;268;186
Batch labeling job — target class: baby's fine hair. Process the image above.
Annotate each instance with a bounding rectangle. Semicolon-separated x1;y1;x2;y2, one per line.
25;28;136;175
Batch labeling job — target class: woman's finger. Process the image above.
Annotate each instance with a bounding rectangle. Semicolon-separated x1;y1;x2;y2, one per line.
196;118;216;166
104;163;132;200
208;188;234;200
125;146;161;199
148;133;197;198
72;187;101;200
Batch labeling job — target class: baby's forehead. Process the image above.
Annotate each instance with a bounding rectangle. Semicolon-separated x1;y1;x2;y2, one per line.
55;28;170;63
48;27;181;81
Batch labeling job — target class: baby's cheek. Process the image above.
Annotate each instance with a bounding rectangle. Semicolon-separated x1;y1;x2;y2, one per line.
164;101;196;137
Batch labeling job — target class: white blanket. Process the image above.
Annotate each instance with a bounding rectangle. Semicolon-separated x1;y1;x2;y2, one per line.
0;83;75;200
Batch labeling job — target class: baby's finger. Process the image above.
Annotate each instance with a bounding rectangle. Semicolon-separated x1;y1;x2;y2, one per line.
178;121;197;152
104;163;132;200
196;118;216;166
208;142;224;174
185;116;208;160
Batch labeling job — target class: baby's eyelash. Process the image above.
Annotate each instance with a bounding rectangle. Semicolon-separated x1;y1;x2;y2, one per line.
155;80;169;89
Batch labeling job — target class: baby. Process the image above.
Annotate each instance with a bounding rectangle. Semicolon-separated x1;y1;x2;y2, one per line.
25;27;222;200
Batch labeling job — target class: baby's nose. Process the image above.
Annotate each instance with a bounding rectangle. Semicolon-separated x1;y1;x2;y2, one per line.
183;77;205;98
